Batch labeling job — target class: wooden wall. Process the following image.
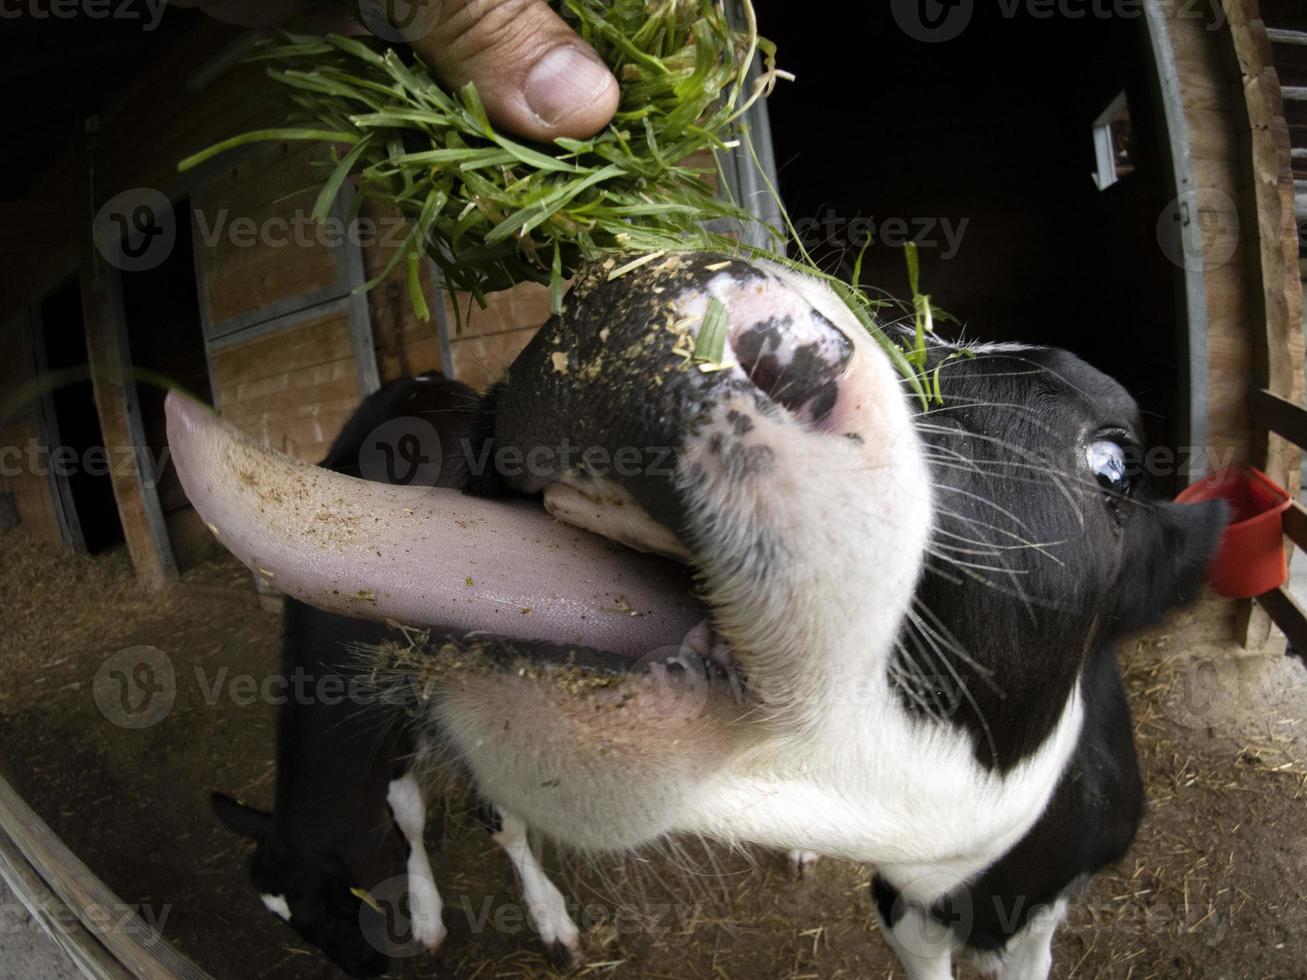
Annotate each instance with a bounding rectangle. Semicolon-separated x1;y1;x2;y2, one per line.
360;193;552;392
209;309;362;463
194;146;340;327
1160;0;1305;646
441;283;553;393
192;140;371;464
0;22;275;581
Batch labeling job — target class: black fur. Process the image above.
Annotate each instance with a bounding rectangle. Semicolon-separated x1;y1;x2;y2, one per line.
896;344;1225;772
876;342;1227;959
211;372;479;978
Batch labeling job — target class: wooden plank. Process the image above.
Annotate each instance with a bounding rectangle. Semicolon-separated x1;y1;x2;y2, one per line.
0;830;131;980
1283;500;1307;551
1225;6;1306;630
1256;586;1307;653
0;773;212;980
1250;387;1307;450
82;259;178;590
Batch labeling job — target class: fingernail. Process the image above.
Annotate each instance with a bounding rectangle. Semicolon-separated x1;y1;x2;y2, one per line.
524;45;616;125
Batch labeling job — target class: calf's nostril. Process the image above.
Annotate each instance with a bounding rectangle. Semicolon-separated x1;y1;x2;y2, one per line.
731;313;851;426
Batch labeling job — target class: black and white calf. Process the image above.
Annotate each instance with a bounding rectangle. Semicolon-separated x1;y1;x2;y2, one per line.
210;374;579;978
174;254;1225;980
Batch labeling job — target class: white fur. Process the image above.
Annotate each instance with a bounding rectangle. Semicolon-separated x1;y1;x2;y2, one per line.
969;897;1068;980
687;691;1082;890
386;774;446;950
878;904;956;980
492;808;580;955
259;892;291;922
787;849;819;878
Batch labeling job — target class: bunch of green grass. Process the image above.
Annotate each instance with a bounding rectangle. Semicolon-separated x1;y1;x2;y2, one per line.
178;0;945;404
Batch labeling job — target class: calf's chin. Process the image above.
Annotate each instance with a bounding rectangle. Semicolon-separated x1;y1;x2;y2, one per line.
1110;497;1229;636
434;669;756;850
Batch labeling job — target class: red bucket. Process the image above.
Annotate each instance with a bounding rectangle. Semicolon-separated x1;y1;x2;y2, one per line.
1175;466;1292;598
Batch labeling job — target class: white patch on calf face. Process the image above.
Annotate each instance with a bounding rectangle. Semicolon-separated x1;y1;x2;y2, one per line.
432;261;938;855
673;264;933;732
259;893;291;922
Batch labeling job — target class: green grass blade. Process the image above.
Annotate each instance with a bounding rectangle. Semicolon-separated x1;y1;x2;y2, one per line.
177;128;359;172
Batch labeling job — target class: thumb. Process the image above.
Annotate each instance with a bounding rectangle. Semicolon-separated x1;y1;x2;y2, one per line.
409;0;619;142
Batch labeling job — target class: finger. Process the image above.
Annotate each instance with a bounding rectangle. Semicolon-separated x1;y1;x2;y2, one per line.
411;0;619;142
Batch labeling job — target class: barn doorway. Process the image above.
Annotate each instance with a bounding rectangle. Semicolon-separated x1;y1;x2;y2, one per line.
760;3;1193;492
117;195;217;571
34;276;124;554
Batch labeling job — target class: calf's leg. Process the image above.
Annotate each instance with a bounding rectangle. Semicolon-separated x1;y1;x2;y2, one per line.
486;806;582;966
386;774;447;950
984;898;1066;980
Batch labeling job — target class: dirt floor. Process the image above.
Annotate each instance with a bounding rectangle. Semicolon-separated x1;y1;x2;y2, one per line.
1;526;1305;980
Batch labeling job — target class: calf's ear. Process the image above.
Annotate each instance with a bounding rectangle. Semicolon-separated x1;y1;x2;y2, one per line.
1111;498;1228;635
211;792;274;841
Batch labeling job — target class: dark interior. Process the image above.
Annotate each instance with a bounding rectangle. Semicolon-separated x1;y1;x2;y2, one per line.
118;197;217;569
758;3;1191;491
38;277;124;554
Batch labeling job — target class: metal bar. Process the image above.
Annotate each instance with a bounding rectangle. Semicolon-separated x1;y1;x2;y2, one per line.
337;181;381;396
1250;387;1307;451
202;282;352;344
1256;587;1307;655
205;295;351;353
1267;28;1307;46
188;190;222;410
427;258;456;378
720;0;783;251
1143;2;1210;482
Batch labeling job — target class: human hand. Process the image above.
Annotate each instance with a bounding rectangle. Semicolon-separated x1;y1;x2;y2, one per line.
176;0;620;141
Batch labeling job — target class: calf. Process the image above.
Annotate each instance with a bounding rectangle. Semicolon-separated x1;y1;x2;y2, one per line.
173;254;1226;979
211;373;580;977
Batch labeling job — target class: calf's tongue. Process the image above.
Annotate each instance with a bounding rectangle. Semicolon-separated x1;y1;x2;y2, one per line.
164;392;704;659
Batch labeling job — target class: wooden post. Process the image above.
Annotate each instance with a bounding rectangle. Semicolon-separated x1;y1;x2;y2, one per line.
0;767;212;980
1222;1;1306;650
79;176;178;592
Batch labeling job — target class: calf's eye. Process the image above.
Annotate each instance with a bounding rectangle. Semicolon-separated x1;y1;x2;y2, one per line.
1086;438;1132;494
